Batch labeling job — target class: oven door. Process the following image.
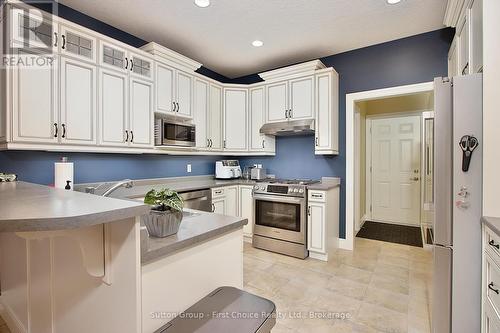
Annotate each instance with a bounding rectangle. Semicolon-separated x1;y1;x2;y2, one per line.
163;122;196;147
253;194;306;244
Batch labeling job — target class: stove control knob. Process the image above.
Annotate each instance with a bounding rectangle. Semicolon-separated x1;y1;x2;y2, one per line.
260;186;266;191
254;185;259;190
299;189;304;194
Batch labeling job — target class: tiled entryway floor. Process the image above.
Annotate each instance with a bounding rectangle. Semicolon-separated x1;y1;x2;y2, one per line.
244;237;433;333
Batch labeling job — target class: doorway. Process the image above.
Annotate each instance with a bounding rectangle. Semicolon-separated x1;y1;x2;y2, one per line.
345;82;435;250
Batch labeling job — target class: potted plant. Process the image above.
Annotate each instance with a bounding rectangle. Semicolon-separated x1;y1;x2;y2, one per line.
142;188;184;238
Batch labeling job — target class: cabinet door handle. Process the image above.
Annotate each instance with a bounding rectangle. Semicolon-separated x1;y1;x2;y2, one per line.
61;124;66;138
289;109;293;118
130;59;134;71
211;203;215;212
489;282;500;294
61;34;66;50
308;206;311;216
210;139;213;148
489;240;500;250
285;109;288;119
53;32;58;47
125;57;128;69
262;140;265;149
130;131;134;143
125;130;129;142
176;102;180;112
207;139;210;148
315;137;319;146
223;140;227;149
54;123;58;137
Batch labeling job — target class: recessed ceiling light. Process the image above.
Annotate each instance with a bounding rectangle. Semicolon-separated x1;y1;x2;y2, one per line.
387;0;401;4
252;40;264;47
194;0;210;8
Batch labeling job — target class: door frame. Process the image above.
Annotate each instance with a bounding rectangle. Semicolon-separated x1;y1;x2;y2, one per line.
344;81;434;250
365;112;424;227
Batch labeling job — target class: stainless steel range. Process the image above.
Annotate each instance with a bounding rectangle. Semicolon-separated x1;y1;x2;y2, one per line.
252;179;319;259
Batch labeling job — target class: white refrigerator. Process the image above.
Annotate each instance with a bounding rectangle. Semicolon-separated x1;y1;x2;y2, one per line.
432;74;483;333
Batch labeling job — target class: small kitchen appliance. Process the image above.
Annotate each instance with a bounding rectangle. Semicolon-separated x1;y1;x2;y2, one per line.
252;179;319;259
250;165;267;180
215;160;242;179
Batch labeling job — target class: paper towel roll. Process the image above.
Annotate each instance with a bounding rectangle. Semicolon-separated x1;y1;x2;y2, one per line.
55;157;74;190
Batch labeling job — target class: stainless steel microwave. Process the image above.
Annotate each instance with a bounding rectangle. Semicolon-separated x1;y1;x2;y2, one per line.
154;119;196;147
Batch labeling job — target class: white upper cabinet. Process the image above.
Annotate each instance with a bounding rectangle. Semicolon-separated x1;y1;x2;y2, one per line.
100;41;128;73
209;84;223;151
265;75;315;123
266;81;288;122
176;70;193;118
154;62;193;118
469;0;483;73
194;78;209;149
130;52;153;80
457;15;469;75
10;6;57;51
99;68;128;147
59;57;97;145
156;63;174;113
448;37;459;77
224;88;247;151
12;48;58;143
59;25;97;63
315;69;339;155
250;86;275;153
129;77;153;147
289;76;314;120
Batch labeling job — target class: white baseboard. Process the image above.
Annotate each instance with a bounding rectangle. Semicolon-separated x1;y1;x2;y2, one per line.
309;252;328;261
0;301;26;333
243;234;252;243
338;238;353;251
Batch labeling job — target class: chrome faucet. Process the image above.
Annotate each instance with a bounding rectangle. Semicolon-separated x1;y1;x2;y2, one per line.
101;179;134;197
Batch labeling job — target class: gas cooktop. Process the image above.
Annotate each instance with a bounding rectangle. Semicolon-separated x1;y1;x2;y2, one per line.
255;178;319;185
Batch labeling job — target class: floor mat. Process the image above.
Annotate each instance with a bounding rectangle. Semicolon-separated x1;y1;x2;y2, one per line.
357;221;423;247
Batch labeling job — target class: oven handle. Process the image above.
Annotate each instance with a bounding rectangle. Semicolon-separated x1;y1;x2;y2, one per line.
253;194;305;205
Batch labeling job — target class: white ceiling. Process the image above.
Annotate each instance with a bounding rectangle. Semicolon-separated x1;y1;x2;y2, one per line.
59;0;448;79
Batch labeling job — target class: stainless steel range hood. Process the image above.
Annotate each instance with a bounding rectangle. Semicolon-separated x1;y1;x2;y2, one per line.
260;119;315;136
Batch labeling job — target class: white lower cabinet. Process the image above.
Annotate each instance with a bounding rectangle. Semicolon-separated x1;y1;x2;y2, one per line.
483;225;500;332
307;187;340;261
211;186;238;216
238;185;254;239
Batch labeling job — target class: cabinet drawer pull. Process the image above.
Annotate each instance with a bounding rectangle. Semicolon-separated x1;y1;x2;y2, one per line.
54;123;58;137
311;194;323;198
489;282;499;294
61;124;66;138
61;34;66;50
214;190;222;195
489;240;500;250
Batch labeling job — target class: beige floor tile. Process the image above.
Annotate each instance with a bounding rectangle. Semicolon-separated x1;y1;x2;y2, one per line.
333;320;385;333
370;273;410;295
357;302;408;333
363;287;409;314
335;264;373;284
327;275;369;300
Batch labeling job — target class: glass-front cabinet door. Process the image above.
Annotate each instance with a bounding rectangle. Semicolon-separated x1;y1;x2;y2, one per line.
99;41;128;72
60;25;97;63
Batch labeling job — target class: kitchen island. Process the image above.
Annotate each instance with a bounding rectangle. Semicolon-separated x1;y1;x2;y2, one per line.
0;181;247;333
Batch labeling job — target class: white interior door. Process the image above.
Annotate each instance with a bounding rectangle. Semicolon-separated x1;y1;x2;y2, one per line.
370;115;421;225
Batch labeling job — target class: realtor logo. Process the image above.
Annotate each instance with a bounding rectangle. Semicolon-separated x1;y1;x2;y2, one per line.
2;0;57;68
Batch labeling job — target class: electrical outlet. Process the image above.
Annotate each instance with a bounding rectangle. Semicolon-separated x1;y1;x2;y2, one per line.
187;164;192;173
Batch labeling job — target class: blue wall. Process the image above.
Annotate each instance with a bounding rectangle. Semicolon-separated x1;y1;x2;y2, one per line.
2;3;453;238
240;28;454;238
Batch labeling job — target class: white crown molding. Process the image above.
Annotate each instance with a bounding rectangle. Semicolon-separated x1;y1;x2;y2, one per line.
443;0;466;27
140;42;202;72
258;59;326;81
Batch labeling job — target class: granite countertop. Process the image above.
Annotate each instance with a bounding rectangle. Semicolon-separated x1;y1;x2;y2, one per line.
0;181;150;232
482;216;500;236
141;209;247;264
307;177;341;190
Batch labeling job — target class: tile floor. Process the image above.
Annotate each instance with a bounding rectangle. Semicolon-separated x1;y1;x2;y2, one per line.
0;237;432;333
243;237;433;333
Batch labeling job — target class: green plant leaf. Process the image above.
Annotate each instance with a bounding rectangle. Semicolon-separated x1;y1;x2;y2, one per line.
144;187;183;212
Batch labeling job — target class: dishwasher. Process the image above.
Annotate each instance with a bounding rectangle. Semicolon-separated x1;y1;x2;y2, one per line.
179;189;212;212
